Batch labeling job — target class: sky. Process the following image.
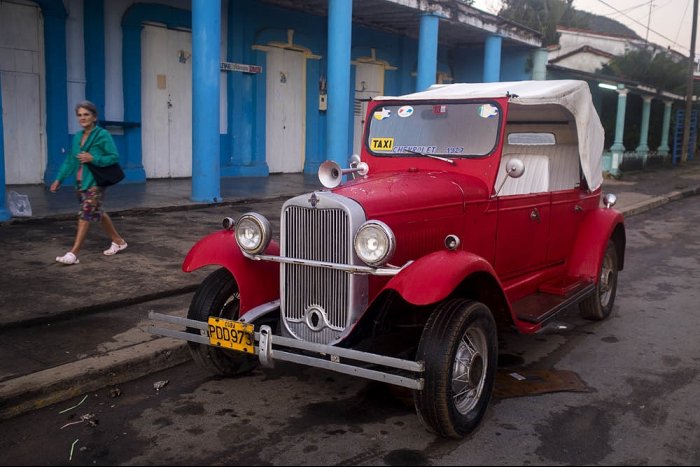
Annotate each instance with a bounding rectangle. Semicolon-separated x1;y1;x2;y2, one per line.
471;0;698;56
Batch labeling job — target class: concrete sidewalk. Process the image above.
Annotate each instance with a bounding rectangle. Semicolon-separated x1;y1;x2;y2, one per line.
1;161;700;420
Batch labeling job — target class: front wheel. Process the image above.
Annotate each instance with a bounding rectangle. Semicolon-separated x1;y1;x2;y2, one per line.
414;299;498;438
187;268;258;376
579;240;619;320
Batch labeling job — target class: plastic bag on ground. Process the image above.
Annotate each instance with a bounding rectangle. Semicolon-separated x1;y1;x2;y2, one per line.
7;191;32;217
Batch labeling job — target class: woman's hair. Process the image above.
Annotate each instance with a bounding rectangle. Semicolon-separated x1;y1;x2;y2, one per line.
75;100;99;118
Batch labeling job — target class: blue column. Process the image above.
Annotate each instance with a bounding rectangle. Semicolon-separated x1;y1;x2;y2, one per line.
192;0;222;202
42;9;69;185
0;74;11;222
636;96;652;164
416;14;439;91
532;48;548;80
400;36;414;94
326;0;353;167
483;35;502;83
610;88;628;177
658;100;673;156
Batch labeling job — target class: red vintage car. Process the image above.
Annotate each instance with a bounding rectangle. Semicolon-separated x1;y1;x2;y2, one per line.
151;79;625;438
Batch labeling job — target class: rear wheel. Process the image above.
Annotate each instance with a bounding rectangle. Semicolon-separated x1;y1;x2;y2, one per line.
187;268;258;376
414;299;497;438
580;240;618;320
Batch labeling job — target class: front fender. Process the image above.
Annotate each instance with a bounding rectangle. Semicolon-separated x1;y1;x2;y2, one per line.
381;250;502;306
567;208;625;280
182;230;280;314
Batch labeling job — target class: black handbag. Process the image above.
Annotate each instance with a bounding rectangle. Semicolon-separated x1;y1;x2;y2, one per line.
87;162;125;187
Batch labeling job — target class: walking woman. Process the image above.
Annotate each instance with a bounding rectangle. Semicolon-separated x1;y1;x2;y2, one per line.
50;101;127;265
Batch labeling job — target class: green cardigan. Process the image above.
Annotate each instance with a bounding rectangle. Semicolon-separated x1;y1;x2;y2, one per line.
55;125;120;190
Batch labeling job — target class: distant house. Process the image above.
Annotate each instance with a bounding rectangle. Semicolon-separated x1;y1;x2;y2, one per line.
549;26;689;74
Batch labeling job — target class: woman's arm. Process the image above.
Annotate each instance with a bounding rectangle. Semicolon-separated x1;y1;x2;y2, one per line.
54;133;81;183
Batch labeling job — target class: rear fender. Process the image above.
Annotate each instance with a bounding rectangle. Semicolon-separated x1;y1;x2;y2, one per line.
381;250;502;306
567;208;626;280
182;230;280;314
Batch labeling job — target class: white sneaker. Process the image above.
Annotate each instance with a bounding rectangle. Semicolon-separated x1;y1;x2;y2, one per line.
103;241;128;256
56;252;79;265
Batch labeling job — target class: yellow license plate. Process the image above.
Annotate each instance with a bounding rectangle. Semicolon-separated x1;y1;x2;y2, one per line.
207;317;255;354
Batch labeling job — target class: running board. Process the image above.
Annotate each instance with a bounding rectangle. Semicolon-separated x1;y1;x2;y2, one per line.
148;312;425;390
512;281;595;324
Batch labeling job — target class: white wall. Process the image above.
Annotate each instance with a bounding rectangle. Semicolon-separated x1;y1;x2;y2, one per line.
555;52;610;74
104;0;228;133
552;29;629;59
65;0;85;134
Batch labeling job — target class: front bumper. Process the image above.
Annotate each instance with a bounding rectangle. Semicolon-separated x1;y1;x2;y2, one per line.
148;311;425;390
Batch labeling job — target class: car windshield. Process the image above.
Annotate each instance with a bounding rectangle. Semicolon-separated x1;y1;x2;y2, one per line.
366;101;501;158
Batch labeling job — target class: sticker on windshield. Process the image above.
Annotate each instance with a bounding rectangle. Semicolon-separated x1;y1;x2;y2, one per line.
373;108;391;121
371;138;394;151
397;106;414;118
478;104;499;118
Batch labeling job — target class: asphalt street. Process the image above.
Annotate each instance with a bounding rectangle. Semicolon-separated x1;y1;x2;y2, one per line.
1;161;700;420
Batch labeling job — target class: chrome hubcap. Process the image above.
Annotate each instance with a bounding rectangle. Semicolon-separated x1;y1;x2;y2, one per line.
451;327;488;415
599;254;615;307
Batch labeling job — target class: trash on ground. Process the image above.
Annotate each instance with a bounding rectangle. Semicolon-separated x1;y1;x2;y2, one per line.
60;413;96;430
68;438;79;461
153;380;169;391
6;191;32;217
58;394;88;414
109;387;122;398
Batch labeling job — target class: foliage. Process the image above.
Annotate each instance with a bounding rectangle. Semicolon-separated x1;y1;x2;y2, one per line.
598;49;688;94
498;0;639;46
498;0;587;46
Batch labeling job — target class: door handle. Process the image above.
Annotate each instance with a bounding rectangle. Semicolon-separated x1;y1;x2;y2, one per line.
530;208;540;222
574;204;583;213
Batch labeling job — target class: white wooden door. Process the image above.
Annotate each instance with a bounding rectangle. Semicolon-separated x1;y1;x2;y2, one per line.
0;2;45;184
353;63;384;155
141;25;192;178
266;48;304;173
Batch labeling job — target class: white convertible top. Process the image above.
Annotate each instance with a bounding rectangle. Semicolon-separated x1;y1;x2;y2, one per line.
375;80;604;190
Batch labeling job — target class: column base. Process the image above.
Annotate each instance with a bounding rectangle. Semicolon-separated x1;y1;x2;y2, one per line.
0;206;11;222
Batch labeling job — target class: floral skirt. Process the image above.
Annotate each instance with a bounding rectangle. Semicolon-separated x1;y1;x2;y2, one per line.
76;186;105;222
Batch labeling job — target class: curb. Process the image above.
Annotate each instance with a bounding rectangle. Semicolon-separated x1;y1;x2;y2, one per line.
618;186;700;217
0;285;199;332
0;338;190;421
2;193;296;225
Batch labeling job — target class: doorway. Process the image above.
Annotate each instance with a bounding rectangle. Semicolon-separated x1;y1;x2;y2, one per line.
0;2;45;184
141;24;193;178
265;47;305;173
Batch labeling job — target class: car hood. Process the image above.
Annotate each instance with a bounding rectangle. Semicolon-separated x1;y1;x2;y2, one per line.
332;170;489;218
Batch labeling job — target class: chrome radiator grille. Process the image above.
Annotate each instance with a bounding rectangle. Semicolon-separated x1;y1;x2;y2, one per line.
281;193;366;345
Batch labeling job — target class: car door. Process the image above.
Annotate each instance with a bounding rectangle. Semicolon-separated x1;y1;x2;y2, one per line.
494;154;551;278
495;192;551;278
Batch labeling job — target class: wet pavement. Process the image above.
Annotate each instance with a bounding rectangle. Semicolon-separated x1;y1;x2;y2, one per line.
1;161;700;420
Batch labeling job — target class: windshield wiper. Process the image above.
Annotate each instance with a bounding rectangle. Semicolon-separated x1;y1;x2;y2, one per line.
402;149;456;166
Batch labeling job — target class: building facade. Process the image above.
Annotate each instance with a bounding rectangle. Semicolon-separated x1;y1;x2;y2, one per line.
0;0;545;220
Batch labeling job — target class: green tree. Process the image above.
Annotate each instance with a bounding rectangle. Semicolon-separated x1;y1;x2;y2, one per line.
498;0;586;46
598;49;687;94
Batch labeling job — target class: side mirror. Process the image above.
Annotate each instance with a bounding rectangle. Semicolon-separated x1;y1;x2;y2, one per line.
603;193;617;208
495;158;525;196
505;158;525;179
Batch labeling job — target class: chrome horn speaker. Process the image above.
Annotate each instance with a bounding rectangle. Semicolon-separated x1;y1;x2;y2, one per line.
318;155;369;188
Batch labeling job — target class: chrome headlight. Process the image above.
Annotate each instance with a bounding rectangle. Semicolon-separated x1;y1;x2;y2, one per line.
235;213;272;255
354;220;396;267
